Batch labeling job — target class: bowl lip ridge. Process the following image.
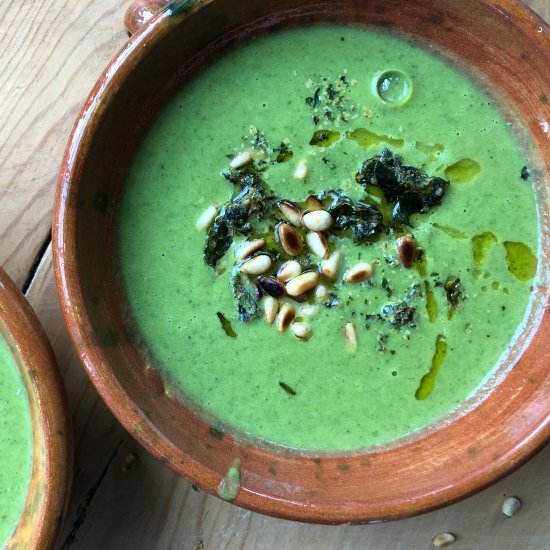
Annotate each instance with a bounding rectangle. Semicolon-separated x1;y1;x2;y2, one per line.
52;0;550;524
0;267;72;546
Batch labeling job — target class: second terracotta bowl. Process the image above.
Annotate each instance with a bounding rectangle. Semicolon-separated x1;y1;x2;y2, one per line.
0;268;71;547
53;0;550;523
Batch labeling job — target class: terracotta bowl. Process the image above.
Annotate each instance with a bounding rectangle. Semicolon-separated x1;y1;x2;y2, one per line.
0;267;71;547
53;0;550;523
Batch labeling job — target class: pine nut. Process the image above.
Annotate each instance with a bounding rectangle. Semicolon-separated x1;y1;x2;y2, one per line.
302;210;333;232
229;150;253;169
195;204;218;231
321;250;342;279
277;260;302;282
344;322;358;350
289;293;309;303
277;303;296;332
263;296;279;325
306;231;329;259
396;235;416;268
306;195;323;211
278;223;303;256
240;254;272;275
257;275;286;298
299;305;319;317
432;533;456;547
344;262;373;283
235;239;265;260
502;496;521;517
314;284;328;301
291;322;312;339
286;272;320;296
293;158;309;181
278;200;303;227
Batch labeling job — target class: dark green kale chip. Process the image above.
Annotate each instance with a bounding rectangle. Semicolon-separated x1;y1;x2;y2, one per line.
381;301;417;328
444;276;465;309
231;273;262;323
305;87;321;109
320;190;383;243
355;148;450;224
204;169;269;267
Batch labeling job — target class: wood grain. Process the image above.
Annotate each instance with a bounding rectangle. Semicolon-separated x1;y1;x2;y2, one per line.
2;0;549;548
0;0;129;287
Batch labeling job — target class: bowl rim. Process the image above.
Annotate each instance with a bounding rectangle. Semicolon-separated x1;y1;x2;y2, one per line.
53;0;550;524
0;267;72;546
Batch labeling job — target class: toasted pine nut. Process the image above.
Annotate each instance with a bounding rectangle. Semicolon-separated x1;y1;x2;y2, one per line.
278;223;303;256
302;210;333;232
293;158;309;181
299;305;319;317
291;322;312;339
229;150;253;169
306;195;323;211
321;250;342;279
314;284;328;301
235;239;266;260
344;262;373;283
264;296;279;325
277;260;302;282
344;322;358;350
278;200;303;227
306;231;329;259
277;303;296;332
240;254;272;275
286;272;319;296
257;275;286;298
396;235;416;268
432;533;456;548
195;204;218;231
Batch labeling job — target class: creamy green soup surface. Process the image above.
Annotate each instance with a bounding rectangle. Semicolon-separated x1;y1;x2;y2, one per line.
118;26;538;451
0;332;33;544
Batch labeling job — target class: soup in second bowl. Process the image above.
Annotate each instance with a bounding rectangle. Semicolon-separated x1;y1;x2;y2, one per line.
0;331;33;545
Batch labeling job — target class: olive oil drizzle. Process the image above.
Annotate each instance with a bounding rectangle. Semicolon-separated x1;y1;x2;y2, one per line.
415;334;448;400
424;280;437;323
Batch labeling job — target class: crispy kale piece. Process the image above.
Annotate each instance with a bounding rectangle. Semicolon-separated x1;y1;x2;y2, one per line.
381;285;421;328
204;169;268;267
231;273;262;322
382;301;417;328
444;276;465;309
355;148;449;224
320;190;383;243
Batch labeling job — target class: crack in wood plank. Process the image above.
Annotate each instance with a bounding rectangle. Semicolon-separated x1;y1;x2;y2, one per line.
22;228;51;294
59;439;124;550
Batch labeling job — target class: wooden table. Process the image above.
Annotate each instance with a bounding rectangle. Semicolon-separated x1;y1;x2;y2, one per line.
1;1;549;548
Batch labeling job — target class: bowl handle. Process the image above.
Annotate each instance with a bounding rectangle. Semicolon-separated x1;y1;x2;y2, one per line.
124;0;169;34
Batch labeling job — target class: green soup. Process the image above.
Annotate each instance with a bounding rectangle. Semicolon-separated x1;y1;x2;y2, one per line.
0;332;33;545
118;26;538;451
